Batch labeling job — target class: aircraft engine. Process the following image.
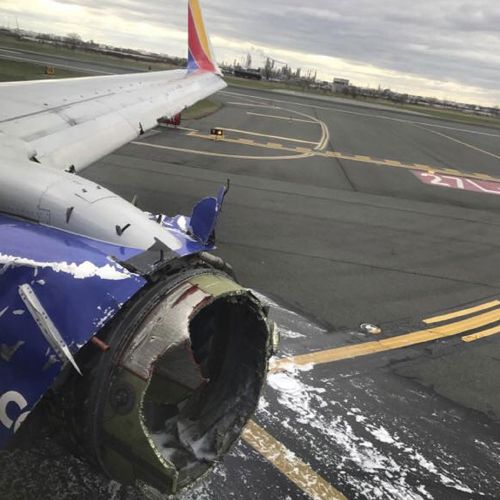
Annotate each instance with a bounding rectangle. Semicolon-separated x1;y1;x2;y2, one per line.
21;265;274;494
0;175;276;494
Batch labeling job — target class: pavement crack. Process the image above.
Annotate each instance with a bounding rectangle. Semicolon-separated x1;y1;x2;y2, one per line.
313;107;357;192
108;153;500;229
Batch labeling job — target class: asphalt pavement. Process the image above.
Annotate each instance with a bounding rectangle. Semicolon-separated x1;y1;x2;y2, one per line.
83;87;500;499
2;81;500;499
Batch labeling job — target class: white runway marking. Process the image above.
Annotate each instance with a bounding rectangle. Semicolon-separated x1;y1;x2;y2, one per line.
222;90;500;138
415;125;500;161
228;100;330;151
247;111;318;124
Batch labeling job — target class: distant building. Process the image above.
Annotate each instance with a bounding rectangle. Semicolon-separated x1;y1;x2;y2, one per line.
333;78;349;93
233;67;262;80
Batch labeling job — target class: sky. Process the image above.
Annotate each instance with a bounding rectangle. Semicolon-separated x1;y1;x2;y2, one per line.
1;0;499;106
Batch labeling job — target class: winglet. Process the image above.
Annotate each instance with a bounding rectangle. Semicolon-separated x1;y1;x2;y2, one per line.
187;0;221;75
189;183;228;245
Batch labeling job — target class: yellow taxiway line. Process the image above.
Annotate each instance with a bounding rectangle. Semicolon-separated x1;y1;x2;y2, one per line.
155;97;500;183
192;132;283;148
187;131;303;152
243;421;347;500
249;299;500;497
462;324;500;343
230;101;330;151
324;151;500;182
134;133;500;183
270;305;500;372
171;131;500;182
423;300;500;324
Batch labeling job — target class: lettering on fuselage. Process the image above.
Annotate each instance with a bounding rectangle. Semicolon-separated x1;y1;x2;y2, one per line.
0;391;30;433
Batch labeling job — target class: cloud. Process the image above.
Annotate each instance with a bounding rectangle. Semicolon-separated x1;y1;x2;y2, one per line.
1;0;499;105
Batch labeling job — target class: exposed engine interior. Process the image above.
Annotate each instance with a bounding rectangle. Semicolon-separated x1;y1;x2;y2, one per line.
35;267;275;494
144;293;270;488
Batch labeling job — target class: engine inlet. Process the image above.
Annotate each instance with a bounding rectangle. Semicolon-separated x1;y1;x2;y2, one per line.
76;272;272;494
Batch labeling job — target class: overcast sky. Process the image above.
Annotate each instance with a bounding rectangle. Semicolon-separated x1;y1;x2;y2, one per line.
1;0;499;106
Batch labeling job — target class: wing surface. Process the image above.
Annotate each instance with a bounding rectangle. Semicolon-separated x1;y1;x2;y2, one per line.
0;0;225;172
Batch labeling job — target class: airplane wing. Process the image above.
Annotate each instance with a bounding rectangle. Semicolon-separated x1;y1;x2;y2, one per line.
0;2;225;172
0;1;274;495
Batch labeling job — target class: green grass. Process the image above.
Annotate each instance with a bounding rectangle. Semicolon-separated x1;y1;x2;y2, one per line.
183;98;223;120
394;105;500;128
0;33;179;72
2;34;499;130
5;34;496;129
0;59;85;81
225;75;311;92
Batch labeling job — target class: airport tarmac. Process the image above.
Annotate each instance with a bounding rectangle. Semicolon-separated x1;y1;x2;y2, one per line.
1;85;500;499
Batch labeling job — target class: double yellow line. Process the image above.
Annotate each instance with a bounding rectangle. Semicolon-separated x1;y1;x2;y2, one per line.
179;130;500;183
270;299;500;373
242;299;500;499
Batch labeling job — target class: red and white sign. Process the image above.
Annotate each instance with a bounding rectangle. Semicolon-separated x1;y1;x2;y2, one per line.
412;171;500;196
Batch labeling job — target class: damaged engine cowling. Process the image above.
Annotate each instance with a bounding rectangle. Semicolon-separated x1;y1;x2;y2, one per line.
58;267;274;494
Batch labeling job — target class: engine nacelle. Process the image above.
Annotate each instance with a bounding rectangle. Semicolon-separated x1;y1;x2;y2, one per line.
50;268;273;494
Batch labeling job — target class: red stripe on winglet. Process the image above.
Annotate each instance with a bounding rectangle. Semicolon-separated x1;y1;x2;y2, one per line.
188;7;216;72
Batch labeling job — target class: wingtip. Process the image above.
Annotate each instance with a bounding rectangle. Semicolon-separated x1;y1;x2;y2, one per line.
187;0;221;74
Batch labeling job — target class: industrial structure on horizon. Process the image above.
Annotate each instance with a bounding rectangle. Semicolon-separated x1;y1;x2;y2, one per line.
0;25;498;119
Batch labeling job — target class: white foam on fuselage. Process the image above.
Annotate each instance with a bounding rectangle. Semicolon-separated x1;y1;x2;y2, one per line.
0;253;130;280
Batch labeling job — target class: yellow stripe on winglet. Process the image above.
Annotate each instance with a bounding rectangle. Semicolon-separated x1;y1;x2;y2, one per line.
462;324;500;343
270;307;500;372
423;300;500;324
189;0;211;58
243;421;347;500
